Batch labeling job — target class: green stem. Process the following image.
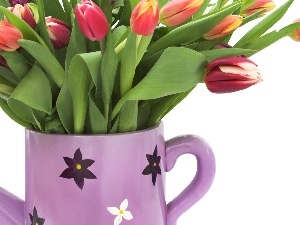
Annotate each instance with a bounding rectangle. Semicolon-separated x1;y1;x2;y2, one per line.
104;102;110;130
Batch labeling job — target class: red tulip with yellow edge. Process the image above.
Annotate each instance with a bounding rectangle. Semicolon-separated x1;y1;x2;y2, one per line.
204;56;262;94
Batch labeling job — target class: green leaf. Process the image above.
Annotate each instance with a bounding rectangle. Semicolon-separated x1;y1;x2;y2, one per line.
146;1;242;56
35;0;55;54
61;0;72;26
8;65;52;114
147;88;194;127
0;51;30;80
19;39;65;87
137;34;153;64
101;32;118;104
243;22;300;55
65;16;87;70
0;6;46;46
0;76;15;96
84;96;107;134
200;48;256;61
67;55;92;134
234;0;294;48
56;81;74;133
45;116;66;133
0;67;19;85
112;47;207;118
120;31;137;96
193;0;211;18
43;0;70;25
118;100;138;132
0;98;33;129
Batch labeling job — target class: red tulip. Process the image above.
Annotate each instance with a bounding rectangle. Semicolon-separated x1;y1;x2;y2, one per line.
0;56;8;68
8;4;36;28
204;56;262;93
0;21;23;51
204;15;243;40
45;17;71;49
160;0;204;26
9;0;28;6
288;18;300;42
75;0;109;41
130;0;159;36
242;0;276;17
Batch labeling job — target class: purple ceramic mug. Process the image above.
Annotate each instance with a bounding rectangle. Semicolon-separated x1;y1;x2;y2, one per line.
0;123;215;225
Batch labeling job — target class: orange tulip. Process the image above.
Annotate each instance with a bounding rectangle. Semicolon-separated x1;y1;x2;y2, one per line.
0;21;23;51
160;0;204;26
130;0;159;36
204;15;243;40
242;0;276;17
288;18;300;42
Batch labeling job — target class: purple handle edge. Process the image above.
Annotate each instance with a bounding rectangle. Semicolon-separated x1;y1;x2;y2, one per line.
0;187;25;225
165;135;216;225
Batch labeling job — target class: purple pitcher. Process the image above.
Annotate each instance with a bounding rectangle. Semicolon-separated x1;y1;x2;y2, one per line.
0;123;215;225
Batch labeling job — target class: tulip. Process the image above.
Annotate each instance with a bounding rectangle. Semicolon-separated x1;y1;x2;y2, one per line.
203;15;243;40
160;0;204;26
75;0;109;41
45;17;71;49
7;4;36;28
0;21;23;51
9;0;29;6
288;18;300;42
241;0;275;17
204;56;262;93
0;56;8;68
130;0;159;36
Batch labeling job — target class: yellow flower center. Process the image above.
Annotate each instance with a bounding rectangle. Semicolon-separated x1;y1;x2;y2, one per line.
76;164;82;170
119;210;124;214
36;223;39;225
153;162;157;166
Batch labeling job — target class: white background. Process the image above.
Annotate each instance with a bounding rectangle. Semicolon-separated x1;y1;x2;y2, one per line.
1;0;300;224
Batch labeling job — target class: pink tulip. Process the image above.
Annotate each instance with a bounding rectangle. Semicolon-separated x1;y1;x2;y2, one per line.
8;4;36;28
75;0;109;41
204;15;243;40
288;18;300;42
204;56;262;93
160;0;204;26
130;0;159;36
0;21;23;51
242;0;276;17
45;17;71;49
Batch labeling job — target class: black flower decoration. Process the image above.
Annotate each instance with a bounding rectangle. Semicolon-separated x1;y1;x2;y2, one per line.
60;148;97;190
142;146;161;186
29;206;45;225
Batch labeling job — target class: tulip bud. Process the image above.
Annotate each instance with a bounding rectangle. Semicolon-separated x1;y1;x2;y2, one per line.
160;0;204;26
241;0;275;17
0;21;23;51
0;56;8;68
204;15;243;40
45;17;71;49
7;4;36;28
9;0;29;6
288;18;300;42
130;0;159;36
204;56;262;93
75;0;109;41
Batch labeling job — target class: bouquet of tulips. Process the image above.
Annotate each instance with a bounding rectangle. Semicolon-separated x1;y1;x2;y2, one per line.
0;0;299;134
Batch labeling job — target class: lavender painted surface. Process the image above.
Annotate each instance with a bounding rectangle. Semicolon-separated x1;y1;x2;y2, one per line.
0;123;215;225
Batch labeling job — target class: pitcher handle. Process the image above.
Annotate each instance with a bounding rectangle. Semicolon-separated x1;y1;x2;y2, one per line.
0;187;25;225
166;135;216;225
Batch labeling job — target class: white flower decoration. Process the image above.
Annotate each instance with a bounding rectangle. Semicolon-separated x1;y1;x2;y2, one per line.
107;199;133;225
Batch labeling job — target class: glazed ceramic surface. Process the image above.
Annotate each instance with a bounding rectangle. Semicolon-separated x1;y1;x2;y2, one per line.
0;123;215;225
